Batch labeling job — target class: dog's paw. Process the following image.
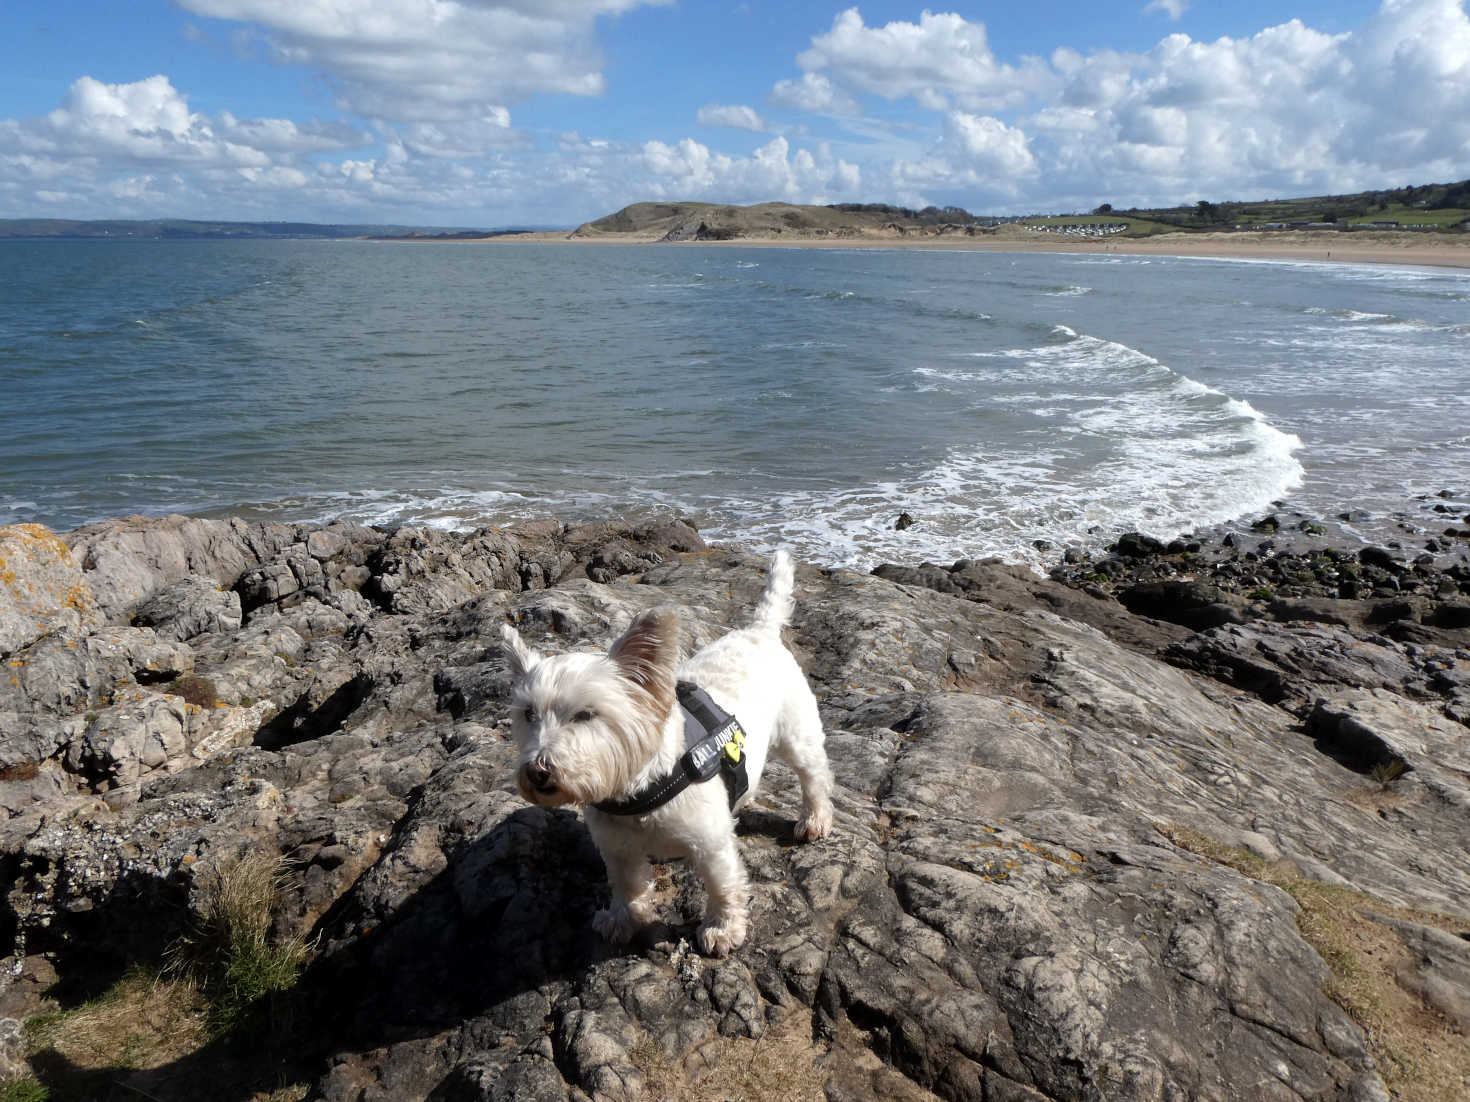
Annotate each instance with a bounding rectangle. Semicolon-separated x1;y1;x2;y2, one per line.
795;804;834;842
592;903;645;943
696;915;748;958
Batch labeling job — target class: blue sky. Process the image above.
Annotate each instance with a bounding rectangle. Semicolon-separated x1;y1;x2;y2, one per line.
2;1;1466;227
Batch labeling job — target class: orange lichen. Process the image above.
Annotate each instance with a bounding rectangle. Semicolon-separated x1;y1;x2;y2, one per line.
1;523;98;623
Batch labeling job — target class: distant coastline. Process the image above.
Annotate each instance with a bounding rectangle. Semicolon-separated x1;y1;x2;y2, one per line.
0;218;542;241
477;221;1470;271
5;206;1467;269
366;197;1464;270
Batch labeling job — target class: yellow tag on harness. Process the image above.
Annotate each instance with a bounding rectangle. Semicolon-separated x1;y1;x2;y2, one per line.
724;726;745;764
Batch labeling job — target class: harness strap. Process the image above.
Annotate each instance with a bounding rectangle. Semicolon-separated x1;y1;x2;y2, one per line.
593;681;749;816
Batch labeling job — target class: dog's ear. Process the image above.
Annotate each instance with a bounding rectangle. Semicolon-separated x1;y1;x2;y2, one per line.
500;623;539;680
608;608;679;708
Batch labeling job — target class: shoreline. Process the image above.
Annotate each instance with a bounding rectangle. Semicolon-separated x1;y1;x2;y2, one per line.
473;227;1470;270
31;486;1470;585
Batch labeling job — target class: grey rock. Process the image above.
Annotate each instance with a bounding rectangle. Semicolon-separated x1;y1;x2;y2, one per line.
1309;688;1470;815
874;557;1190;656
0;523;104;656
362;517;704;615
1164;621;1425;712
0;626;193;717
128;573;243;641
1372;915;1470;1033
64;689;191;791
307;528;349;562
367;526;526;614
0;1015;24;1081
237;545;327;612
1268;596;1364;627
66;513;300;620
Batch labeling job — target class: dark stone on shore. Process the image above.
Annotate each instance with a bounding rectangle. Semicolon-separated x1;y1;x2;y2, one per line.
1360;546;1402;571
1110;531;1166;557
1116;579;1249;630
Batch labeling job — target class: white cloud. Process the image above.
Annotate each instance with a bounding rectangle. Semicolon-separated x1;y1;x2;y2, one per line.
1022;0;1470;206
32;75;365;168
776;0;1470;212
217;111;369;153
639;135;860;204
787;8;1055;112
0;69;865;225
400;111;532;157
883;112;1036;208
939;112;1038;178
696;104;769;132
1143;0;1189;20
176;0;670;122
771;72;861;115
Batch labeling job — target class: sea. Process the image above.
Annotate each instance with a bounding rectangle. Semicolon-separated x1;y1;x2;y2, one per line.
2;239;1467;571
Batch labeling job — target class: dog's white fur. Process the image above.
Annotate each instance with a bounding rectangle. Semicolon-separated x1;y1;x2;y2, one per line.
500;551;834;956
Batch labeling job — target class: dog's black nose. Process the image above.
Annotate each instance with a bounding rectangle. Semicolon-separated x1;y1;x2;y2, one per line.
525;761;555;792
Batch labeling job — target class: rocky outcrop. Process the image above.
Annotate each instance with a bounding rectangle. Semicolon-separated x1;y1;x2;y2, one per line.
0;524;103;656
1;514;1466;1101
64;514;302;621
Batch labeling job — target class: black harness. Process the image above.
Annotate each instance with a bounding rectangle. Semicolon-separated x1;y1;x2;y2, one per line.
593;681;750;816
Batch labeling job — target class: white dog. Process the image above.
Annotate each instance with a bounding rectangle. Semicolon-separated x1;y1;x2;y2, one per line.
500;551;834;956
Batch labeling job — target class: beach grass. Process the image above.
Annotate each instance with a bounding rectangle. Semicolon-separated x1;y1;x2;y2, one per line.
16;853;314;1101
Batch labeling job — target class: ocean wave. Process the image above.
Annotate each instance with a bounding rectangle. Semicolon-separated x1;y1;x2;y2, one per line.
912;366;985;384
1302;309;1458;334
697;326;1306;570
222;318;1305;572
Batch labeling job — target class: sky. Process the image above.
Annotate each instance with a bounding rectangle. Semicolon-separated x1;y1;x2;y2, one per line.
2;0;1468;228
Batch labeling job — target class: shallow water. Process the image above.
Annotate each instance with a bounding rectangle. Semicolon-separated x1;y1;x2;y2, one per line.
2;240;1466;568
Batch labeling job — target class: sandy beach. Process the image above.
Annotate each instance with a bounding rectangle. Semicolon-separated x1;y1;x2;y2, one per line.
483;226;1470;270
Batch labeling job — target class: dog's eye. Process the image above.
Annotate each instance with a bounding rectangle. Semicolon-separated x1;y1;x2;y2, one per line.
572;709;595;723
522;705;537;724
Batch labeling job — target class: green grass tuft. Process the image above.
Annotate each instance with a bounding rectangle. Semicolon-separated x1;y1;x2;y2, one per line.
1370;759;1408;790
0;1077;49;1102
165;852;312;1036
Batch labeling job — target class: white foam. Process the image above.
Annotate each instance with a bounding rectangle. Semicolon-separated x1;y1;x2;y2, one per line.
913;366;986;384
690;326;1306;571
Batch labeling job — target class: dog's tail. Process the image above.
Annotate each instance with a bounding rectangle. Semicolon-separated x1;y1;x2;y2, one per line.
749;549;796;635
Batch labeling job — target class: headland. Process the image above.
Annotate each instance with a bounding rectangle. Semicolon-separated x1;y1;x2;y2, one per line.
478;200;1470;270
